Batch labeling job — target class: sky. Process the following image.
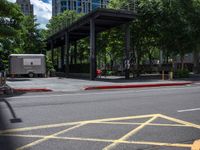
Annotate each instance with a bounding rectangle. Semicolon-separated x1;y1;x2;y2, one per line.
8;0;52;29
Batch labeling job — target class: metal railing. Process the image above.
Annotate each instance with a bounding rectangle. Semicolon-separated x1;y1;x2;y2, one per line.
49;15;82;36
116;0;138;12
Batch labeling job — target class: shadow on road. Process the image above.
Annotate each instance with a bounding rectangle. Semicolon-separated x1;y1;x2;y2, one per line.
7;78;31;82
0;105;17;150
70;74;200;83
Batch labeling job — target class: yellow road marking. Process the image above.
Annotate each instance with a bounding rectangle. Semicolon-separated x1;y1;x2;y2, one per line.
94;121;190;127
159;114;200;129
2;134;43;138
103;115;158;150
1;133;192;148
127;141;192;148
0;113;198;149
16;123;86;150
0;114;157;134
0;122;79;134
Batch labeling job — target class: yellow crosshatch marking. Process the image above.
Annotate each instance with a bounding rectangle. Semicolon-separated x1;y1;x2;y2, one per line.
0;114;199;150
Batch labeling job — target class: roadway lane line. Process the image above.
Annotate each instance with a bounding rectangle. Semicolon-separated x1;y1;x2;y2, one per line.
6;86;200;100
159;114;200;129
1;134;192;148
0;114;157;134
16;123;86;150
0;114;197;149
177;108;200;113
103;115;158;150
94;122;190;127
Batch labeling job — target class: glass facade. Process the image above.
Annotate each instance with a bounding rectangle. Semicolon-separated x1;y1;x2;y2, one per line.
52;0;109;16
16;0;34;16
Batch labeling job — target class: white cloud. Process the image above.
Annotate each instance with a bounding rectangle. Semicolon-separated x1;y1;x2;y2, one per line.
31;0;52;28
7;0;52;29
8;0;15;2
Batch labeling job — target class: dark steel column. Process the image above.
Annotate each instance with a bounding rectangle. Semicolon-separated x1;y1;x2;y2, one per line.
125;24;131;79
65;32;69;77
61;45;65;72
50;40;54;65
90;19;96;80
74;41;77;64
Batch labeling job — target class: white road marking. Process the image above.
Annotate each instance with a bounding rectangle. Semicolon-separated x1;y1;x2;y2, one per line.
6;85;200;100
177;108;200;113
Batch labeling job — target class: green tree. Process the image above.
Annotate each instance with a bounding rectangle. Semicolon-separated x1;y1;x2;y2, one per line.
0;0;46;70
0;0;23;69
109;0;200;73
0;0;23;37
46;10;83;36
19;15;45;54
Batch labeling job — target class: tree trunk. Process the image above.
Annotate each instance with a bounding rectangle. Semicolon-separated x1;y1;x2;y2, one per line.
193;47;200;73
70;52;73;65
180;54;184;71
134;48;140;77
172;56;177;72
104;52;107;72
148;52;152;73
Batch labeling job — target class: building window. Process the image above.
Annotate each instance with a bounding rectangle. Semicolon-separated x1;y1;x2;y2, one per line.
68;0;71;10
61;7;67;12
74;1;77;10
61;1;67;6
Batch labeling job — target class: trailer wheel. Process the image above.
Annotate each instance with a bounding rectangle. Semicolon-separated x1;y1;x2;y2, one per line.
28;72;34;78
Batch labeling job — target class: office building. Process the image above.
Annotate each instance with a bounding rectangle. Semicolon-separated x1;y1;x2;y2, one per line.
16;0;34;16
52;0;109;16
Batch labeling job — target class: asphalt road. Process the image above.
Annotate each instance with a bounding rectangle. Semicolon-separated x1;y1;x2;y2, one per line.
0;85;200;150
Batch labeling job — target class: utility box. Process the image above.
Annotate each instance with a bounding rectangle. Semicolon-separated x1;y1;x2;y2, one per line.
9;54;46;77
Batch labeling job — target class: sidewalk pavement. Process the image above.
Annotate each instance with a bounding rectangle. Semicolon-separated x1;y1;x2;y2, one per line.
4;76;195;93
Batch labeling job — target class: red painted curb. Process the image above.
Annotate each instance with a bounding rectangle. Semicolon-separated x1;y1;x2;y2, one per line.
84;82;192;90
13;88;52;93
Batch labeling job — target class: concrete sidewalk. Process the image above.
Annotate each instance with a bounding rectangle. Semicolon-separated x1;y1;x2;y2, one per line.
5;77;193;93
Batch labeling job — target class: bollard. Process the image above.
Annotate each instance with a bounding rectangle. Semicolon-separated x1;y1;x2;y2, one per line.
169;71;173;80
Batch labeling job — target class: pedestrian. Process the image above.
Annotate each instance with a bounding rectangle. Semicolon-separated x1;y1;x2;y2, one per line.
96;69;102;78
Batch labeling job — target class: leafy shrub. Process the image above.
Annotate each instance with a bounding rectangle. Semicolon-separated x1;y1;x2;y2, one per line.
46;55;54;73
69;64;90;73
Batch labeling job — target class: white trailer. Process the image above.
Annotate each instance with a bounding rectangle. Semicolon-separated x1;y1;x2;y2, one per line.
9;54;46;77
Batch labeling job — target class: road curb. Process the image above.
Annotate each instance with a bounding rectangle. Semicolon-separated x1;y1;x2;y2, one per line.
13;88;52;93
84;82;192;90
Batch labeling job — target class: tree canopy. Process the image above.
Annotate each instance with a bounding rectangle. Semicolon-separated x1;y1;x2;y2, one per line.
0;0;46;70
46;10;83;36
0;0;23;37
1;0;200;73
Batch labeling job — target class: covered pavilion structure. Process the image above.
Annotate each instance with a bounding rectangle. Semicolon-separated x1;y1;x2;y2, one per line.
46;8;135;80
